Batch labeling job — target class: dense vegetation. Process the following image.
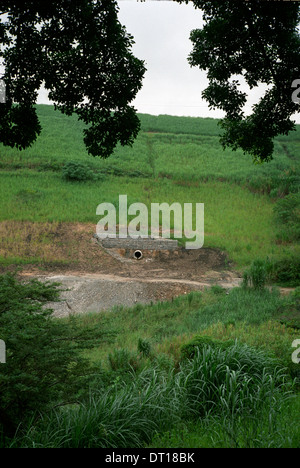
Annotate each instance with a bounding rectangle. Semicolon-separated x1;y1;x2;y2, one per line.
0;275;299;448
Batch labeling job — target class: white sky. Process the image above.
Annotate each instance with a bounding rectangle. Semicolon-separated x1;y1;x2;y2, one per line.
37;1;300;123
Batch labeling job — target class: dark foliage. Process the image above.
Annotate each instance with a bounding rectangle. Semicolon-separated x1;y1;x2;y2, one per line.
0;1;146;157
0;273;109;437
176;0;300;162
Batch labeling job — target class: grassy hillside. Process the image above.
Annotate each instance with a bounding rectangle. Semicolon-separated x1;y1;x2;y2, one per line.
0;105;299;268
0;106;299;189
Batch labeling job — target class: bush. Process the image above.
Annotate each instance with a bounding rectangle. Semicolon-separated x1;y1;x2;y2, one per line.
62;160;96;182
0;274;104;438
244;257;300;288
269;258;300;287
242;259;270;290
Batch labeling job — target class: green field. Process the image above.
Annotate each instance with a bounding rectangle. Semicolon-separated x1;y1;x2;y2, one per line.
0;105;299;267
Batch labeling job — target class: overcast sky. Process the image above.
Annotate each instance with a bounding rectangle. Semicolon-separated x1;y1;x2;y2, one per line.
38;1;300;123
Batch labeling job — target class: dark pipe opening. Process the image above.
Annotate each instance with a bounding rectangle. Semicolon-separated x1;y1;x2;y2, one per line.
134;250;143;260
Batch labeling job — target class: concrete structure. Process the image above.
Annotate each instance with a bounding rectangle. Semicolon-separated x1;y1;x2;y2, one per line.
94;234;179;251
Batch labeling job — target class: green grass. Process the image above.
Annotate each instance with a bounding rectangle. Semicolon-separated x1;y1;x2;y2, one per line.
1;277;299;448
0;171;298;267
0;107;299;448
75;287;299;367
9;332;298;448
0;106;299;188
0;106;299;193
148;393;300;448
0;105;299;268
63;286;300;449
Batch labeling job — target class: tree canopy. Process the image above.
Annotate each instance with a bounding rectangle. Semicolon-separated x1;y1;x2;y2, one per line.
0;1;299;161
176;0;300;162
0;0;146;157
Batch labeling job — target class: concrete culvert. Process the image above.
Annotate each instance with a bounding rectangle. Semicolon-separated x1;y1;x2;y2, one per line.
134;250;143;260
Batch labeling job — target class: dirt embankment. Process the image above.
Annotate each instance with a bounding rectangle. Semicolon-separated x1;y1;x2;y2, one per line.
1;221;242;316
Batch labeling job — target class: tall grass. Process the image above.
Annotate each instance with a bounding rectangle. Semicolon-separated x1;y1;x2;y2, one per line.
75;286;300;383
149;394;300;449
1;282;298;449
12;365;184;448
11;340;293;448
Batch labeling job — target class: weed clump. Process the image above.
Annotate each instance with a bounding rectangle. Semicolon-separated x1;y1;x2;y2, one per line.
242;259;270;290
62;160;96;182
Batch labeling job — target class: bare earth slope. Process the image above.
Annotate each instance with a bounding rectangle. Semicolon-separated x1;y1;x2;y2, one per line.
5;222;242;317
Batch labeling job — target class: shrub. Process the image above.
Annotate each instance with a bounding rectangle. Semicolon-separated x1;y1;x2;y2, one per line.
0;274;104;438
62;160;96;182
244;257;300;288
242;259;270;290
269;258;300;287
